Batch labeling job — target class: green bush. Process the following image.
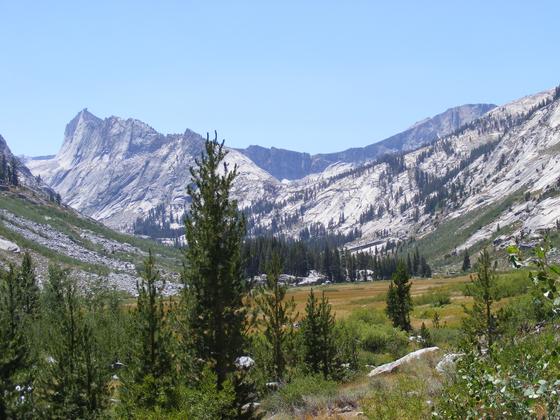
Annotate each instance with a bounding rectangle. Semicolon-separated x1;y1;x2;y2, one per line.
358;323;409;355
462;271;532;299
413;290;451;307
494;271;532;298
263;374;337;414
436;327;560;418
347;307;388;325
343;308;409;357
363;375;431;419
430;327;461;348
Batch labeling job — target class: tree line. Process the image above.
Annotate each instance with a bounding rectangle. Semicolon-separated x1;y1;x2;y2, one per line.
243;235;431;281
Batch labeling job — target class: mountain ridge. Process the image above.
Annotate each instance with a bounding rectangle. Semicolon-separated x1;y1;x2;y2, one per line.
25;87;560;267
238;103;496;180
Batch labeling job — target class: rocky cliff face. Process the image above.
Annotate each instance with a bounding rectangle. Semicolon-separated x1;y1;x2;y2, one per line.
27;110;278;230
239;104;496;179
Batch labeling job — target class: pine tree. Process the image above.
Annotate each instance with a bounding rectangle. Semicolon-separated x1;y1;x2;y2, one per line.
135;251;171;380
41;265;109;418
0;154;6;183
462;249;499;353
302;289;321;373
121;250;174;410
9;156;18;186
252;253;297;381
419;322;432;347
302;289;336;378
317;291;336;378
420;256;432;278
412;248;420;276
183;133;248;390
462;249;471;272
385;262;413;331
18;252;39;317
0;266;27;418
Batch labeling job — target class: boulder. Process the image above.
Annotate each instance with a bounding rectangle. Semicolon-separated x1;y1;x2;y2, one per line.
235;356;255;370
368;347;440;377
436;352;465;374
0;237;20;253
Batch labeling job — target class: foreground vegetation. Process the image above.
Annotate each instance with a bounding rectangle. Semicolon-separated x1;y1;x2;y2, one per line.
1;136;559;419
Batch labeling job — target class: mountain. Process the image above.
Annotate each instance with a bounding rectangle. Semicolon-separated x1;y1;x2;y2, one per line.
0;137;182;294
239;104;496;180
242;88;560;266
27;109;278;231
27;87;560;271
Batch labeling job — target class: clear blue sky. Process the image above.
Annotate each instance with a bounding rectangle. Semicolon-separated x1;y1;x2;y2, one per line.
1;1;559;156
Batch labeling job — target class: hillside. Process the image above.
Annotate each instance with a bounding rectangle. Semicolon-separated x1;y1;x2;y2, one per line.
244;88;560;268
0;183;182;295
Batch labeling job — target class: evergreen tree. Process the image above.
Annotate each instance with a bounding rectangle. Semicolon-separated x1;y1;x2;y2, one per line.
40;265;109;418
385;262;413;331
9;156;18;186
252;253;297;381
420;256;432;278
18;252;39;317
462;249;499;352
0;266;27;418
121;251;174;411
0;154;6;183
135;251;171;380
183;133;248;390
412;248;420;276
462;249;471;272
302;289;336;378
419;322;433;347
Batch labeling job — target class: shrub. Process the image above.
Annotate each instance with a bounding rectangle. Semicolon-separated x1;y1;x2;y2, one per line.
363;375;431;419
413;290;451;307
263;374;337;414
435;328;560;418
430;327;461;348
347;307;388;325
357;322;409;356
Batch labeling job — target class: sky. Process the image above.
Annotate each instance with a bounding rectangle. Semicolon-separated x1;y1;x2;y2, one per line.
1;1;559;157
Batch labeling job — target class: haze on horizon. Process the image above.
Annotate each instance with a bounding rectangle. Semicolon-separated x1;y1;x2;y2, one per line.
1;0;559;157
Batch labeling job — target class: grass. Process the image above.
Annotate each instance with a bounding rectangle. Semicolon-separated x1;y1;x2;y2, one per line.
286;275;471;327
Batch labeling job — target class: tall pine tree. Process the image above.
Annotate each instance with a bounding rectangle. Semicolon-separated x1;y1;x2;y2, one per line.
40;265;109;418
462;249;471;272
183;133;248;389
